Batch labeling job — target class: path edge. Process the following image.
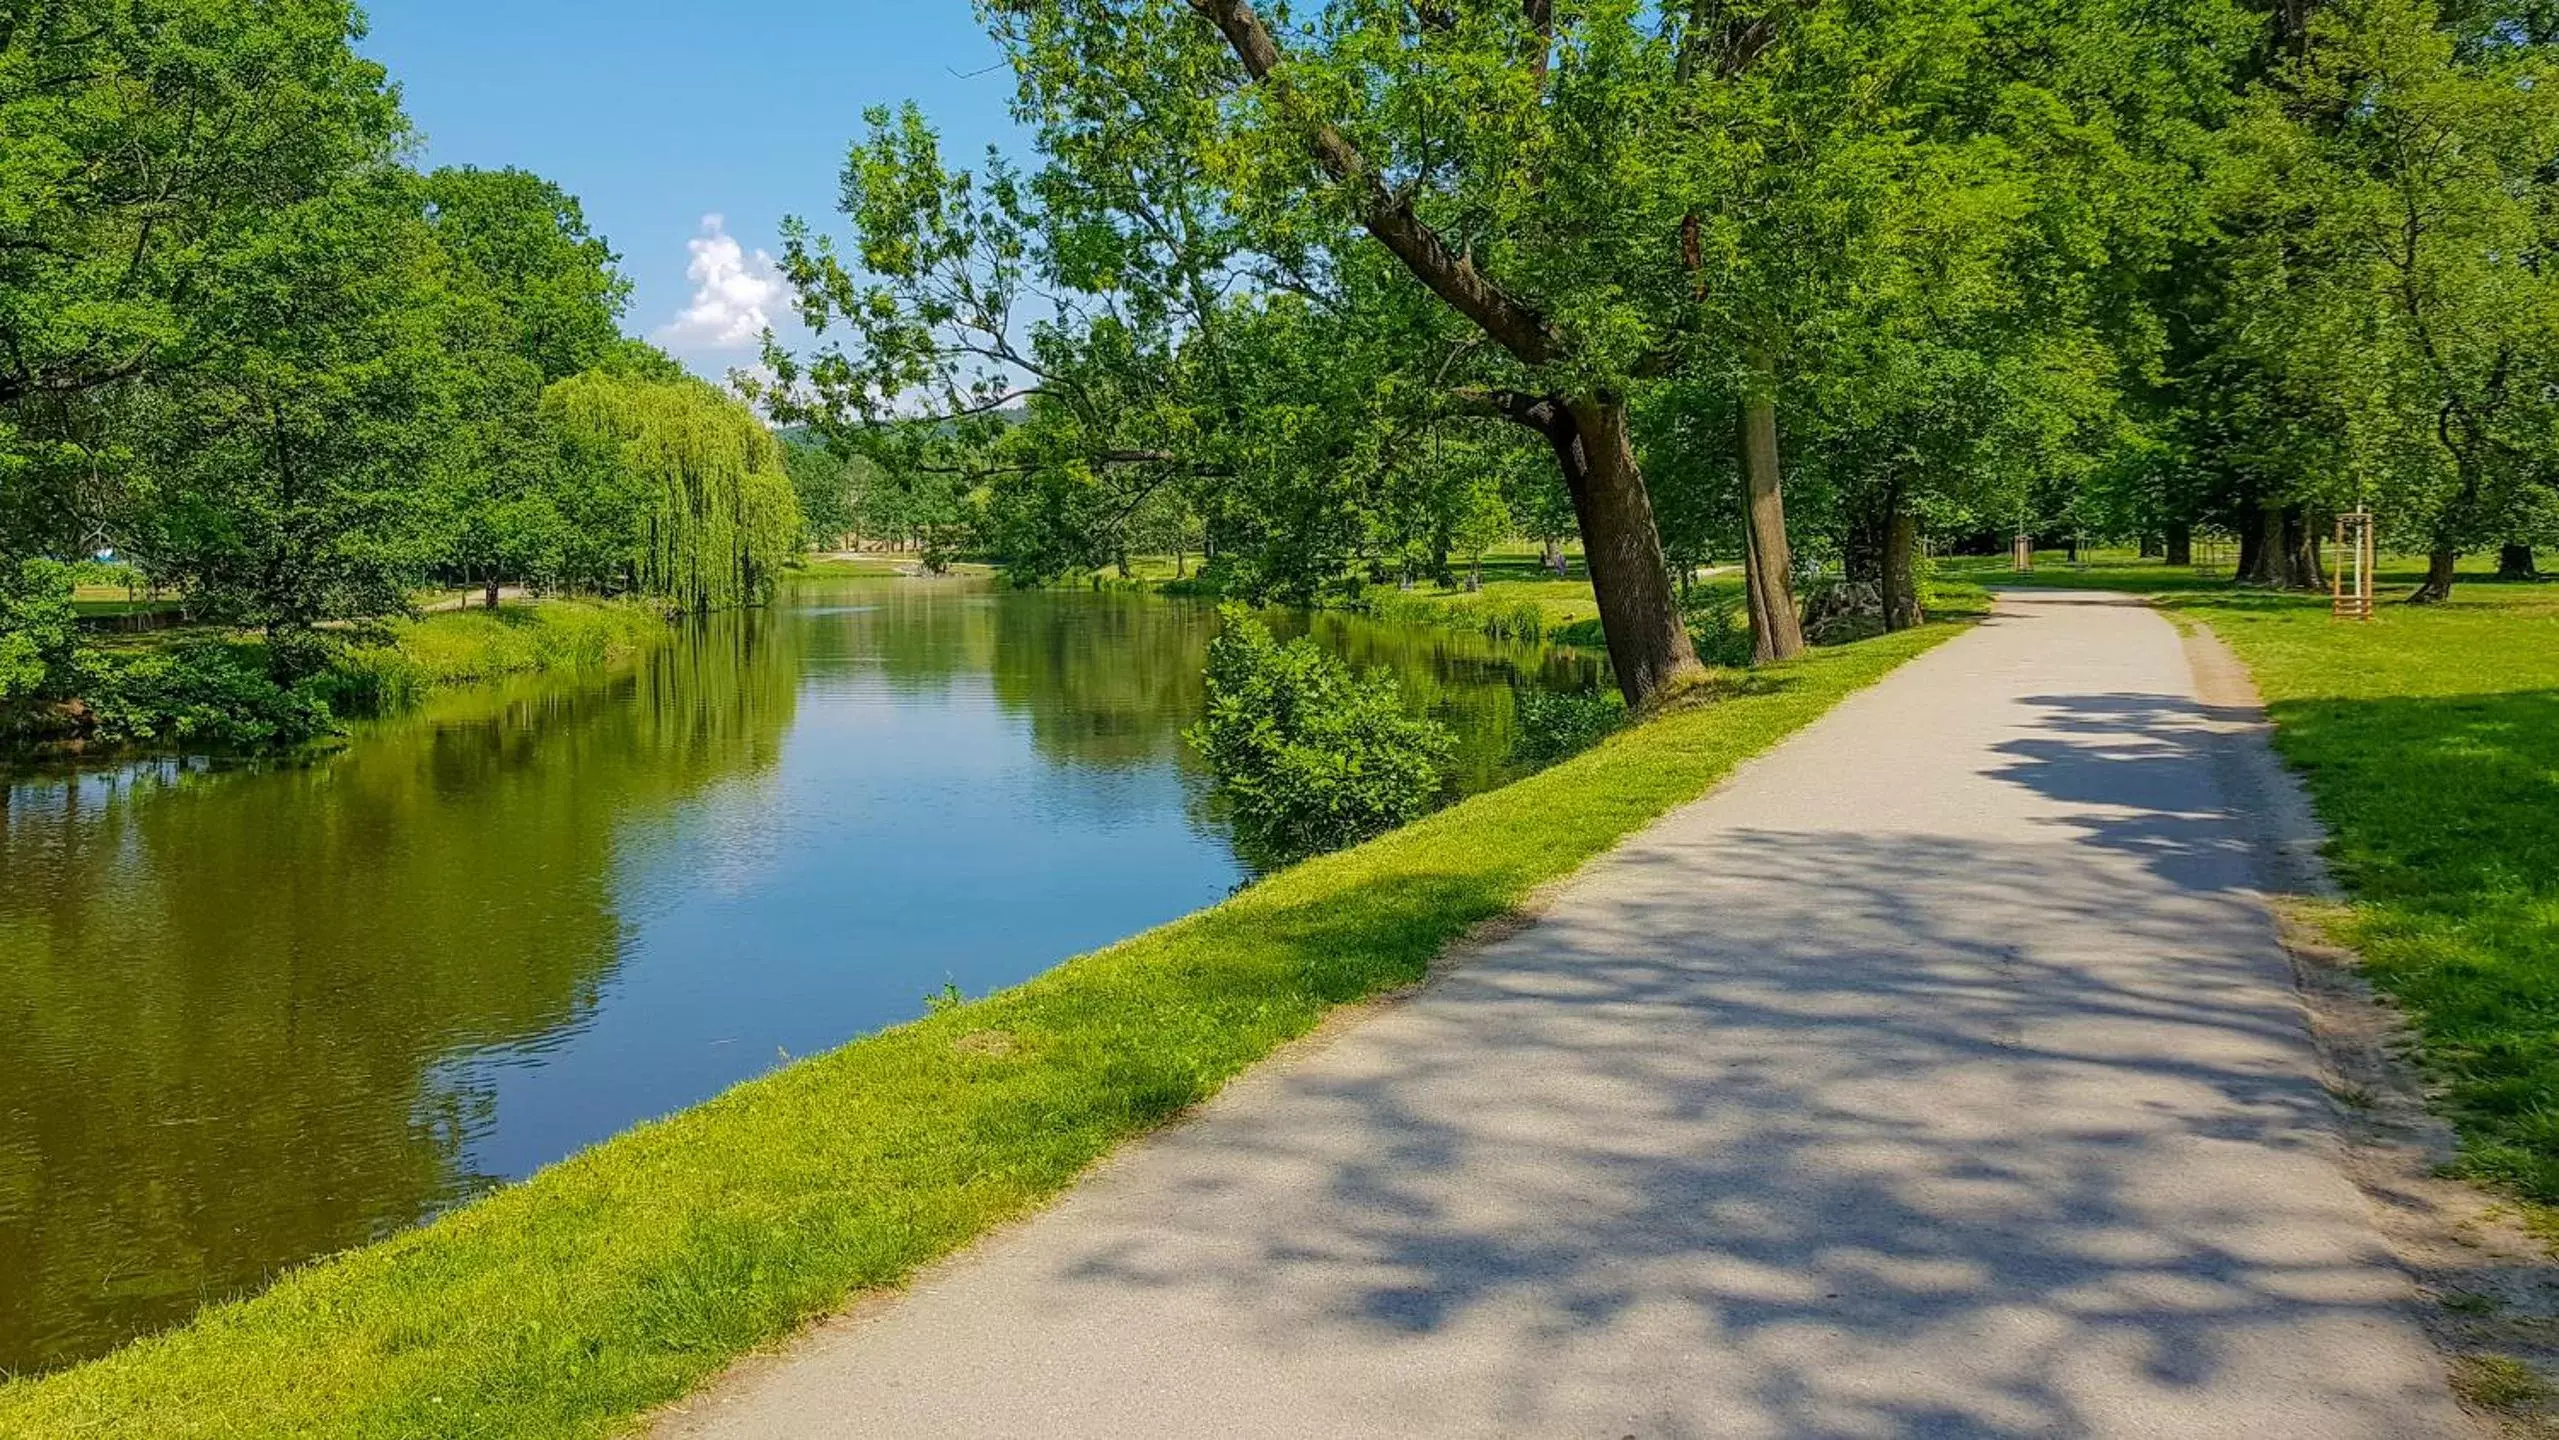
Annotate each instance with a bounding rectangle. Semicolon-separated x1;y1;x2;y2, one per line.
2179;616;2559;1437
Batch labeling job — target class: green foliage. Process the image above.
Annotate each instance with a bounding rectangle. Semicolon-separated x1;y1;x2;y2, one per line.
324;600;669;716
2206;0;2559;567
3;1;660;740
542;372;804;610
1512;686;1626;769
77;642;334;750
1187;605;1455;867
0;611;1959;1440
0;0;404;555
124;170;459;647
0;558;82;704
418;166;631;385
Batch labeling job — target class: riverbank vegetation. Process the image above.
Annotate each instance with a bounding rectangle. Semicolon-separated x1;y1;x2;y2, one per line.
0;2;796;758
1190;605;1458;868
0;612;1960;1438
2;590;672;756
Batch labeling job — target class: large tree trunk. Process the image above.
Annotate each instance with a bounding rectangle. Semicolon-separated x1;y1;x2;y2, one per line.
2408;547;2459;603
484;575;501;610
2166;521;2193;568
1546;397;1701;706
2281;505;2326;590
2497;543;2537;581
2238;502;2284;586
1739;381;1806;664
1882;503;1922;631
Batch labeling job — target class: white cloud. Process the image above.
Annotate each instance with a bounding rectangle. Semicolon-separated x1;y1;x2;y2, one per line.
656;214;783;351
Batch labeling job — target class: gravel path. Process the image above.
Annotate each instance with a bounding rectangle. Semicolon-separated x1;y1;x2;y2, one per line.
656;590;2465;1439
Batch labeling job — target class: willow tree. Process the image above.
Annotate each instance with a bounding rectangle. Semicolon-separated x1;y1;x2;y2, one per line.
542;373;801;610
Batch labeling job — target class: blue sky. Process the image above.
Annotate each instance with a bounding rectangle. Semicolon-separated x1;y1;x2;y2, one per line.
359;1;1029;378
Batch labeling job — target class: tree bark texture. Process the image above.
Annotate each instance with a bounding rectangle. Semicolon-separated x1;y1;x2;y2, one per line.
2409;547;2460;604
2166;522;2193;568
2497;543;2537;581
1882;505;1922;631
1190;0;1704;705
1544;398;1701;706
1739;385;1806;664
1844;482;1921;630
2240;503;2286;586
2282;505;2326;591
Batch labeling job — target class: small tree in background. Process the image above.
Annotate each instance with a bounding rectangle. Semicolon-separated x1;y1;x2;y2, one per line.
1187;605;1453;870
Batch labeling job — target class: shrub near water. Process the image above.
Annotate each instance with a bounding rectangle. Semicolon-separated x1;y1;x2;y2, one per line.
1513;686;1626;769
1188;605;1456;868
81;642;334;749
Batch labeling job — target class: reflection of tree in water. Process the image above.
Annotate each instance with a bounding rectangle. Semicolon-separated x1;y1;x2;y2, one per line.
0;624;798;1374
800;576;1602;794
799;580;1215;772
1275;610;1607;796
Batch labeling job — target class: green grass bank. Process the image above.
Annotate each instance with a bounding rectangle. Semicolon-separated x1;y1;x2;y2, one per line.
7;598;669;761
327;600;672;712
1995;553;2559;1204
0;618;1963;1438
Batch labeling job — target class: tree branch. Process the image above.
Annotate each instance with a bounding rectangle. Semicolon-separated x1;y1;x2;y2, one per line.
1186;0;1566;368
1451;386;1567;435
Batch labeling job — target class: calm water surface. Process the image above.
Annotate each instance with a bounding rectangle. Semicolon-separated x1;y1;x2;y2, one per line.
0;575;1597;1373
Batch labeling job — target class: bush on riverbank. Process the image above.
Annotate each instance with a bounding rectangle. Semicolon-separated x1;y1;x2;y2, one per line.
324;601;671;715
1189;606;1455;868
0;614;1961;1439
1513;686;1626;768
82;641;337;749
2;596;670;759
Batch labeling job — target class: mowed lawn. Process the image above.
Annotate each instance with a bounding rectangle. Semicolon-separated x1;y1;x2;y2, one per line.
2003;553;2559;1204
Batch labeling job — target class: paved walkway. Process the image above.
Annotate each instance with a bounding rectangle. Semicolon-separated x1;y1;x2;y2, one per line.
658;591;2464;1439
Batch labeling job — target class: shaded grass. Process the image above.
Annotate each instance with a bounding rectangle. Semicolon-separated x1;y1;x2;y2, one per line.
0;618;1962;1438
1978;554;2559;1203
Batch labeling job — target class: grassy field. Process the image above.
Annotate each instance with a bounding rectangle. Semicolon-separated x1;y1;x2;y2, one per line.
0;616;1963;1438
1988;551;2559;1204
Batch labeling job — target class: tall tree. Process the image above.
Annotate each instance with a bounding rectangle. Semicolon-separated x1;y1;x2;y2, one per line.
2210;0;2559;601
125;172;460;671
419;166;632;385
0;0;402;558
542;371;803;610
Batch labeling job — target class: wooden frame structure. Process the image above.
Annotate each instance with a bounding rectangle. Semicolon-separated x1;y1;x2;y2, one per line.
2332;510;2376;620
2012;533;2035;572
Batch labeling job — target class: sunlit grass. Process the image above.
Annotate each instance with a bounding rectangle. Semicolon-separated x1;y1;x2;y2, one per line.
0;617;1962;1438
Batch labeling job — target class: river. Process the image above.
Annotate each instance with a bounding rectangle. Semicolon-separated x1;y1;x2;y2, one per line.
0;574;1600;1375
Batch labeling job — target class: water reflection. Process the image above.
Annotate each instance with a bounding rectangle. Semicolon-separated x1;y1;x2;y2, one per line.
0;576;1594;1373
